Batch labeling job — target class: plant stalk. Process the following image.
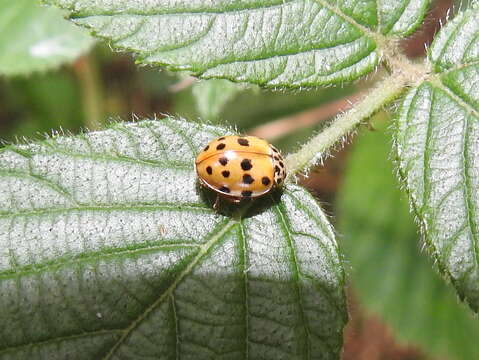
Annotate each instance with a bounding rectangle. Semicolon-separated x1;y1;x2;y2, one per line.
73;55;104;131
285;71;409;177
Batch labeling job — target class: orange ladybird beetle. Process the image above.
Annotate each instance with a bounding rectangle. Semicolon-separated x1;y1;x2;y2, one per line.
195;135;286;203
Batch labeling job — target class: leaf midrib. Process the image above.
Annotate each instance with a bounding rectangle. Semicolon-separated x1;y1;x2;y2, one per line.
197;37;376;74
101;216;238;360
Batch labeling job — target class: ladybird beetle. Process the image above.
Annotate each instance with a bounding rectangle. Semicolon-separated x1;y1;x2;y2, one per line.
195;135;286;203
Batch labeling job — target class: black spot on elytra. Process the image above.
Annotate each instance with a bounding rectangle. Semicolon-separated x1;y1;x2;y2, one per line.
275;165;280;174
222;170;230;178
219;157;228;166
241;190;252;197
262;177;271;186
204;145;209;151
218;137;225;141
216;143;226;150
274;155;280;161
279;161;284;168
206;166;213;175
243;174;254;184
238;138;249;146
219;186;230;193
241;159;252;171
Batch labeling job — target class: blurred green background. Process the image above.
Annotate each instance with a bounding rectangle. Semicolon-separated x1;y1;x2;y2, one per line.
1;1;478;359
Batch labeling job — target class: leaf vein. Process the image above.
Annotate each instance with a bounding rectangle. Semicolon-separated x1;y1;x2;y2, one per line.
70;1;296;17
171;294;180;360
435;78;479;118
0;243;201;281
0;203;213;218
0;329;122;357
5;145;191;170
274;204;311;360
101;218;237;360
238;219;250;360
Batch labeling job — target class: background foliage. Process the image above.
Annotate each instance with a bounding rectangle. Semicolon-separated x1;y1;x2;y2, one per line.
338;122;479;360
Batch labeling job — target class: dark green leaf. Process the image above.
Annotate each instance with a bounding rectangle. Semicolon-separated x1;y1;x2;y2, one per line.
0;71;84;140
0;118;346;359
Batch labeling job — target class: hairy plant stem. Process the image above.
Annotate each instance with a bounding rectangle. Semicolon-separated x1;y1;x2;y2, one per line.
285;71;410;178
73;55;104;131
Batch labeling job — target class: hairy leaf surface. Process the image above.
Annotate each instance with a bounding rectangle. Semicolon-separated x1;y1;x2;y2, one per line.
43;0;429;87
0;118;346;359
0;0;94;76
339;129;479;360
396;4;479;311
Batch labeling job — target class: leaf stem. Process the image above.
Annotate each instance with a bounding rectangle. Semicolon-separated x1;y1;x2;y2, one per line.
285;71;409;177
73;54;104;131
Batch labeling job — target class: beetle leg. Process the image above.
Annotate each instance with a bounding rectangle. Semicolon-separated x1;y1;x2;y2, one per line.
213;195;220;210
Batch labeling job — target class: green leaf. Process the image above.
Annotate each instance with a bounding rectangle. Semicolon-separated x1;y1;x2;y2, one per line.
0;0;94;76
43;0;429;87
0;118;346;359
395;4;479;311
192;79;243;121
338;128;479;360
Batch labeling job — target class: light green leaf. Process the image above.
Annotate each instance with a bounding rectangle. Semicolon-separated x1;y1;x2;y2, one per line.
43;0;429;87
0;0;94;76
0;118;346;359
339;128;479;360
395;4;479;311
192;79;242;121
